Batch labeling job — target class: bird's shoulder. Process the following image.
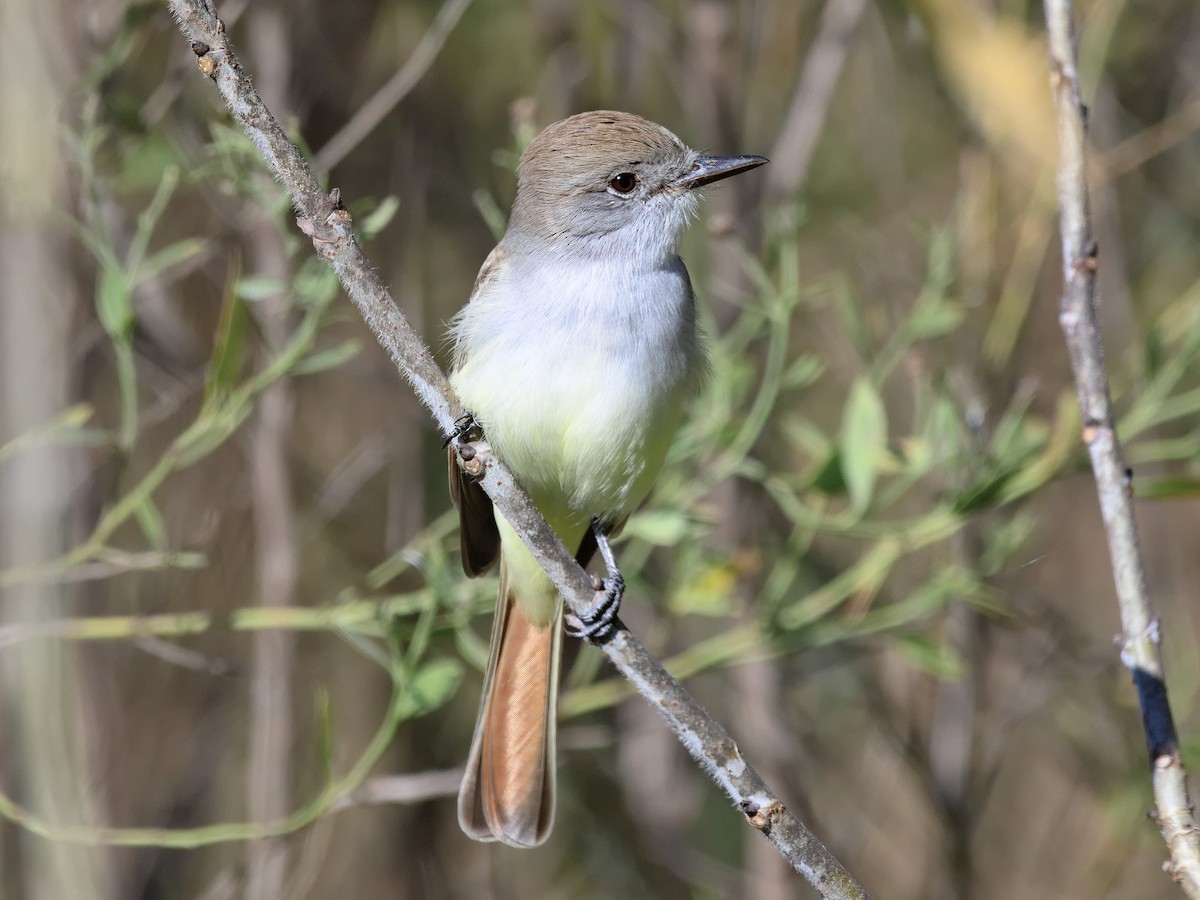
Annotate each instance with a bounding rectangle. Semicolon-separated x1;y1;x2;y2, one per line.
467;243;508;305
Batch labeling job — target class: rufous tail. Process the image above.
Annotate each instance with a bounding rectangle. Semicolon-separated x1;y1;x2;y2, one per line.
457;562;560;848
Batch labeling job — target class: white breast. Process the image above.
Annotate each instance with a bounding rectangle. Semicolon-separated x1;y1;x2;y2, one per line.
450;251;702;527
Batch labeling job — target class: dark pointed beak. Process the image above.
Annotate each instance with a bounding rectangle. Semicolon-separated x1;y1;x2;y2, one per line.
672;154;768;190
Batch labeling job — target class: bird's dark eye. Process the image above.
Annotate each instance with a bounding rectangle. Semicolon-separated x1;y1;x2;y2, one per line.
609;172;638;194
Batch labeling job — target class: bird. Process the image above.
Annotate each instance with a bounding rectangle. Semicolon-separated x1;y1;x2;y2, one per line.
448;110;766;848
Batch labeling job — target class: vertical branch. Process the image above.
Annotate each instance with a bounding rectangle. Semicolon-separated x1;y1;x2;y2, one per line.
1043;2;1200;894
244;4;296;899
0;0;110;897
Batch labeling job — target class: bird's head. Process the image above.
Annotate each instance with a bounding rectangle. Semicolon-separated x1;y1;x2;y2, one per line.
508;111;766;264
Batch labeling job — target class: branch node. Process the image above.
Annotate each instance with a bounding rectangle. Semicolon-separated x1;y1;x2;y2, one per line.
744;798;786;831
1048;57;1065;90
1156;752;1182;771
1071;240;1098;276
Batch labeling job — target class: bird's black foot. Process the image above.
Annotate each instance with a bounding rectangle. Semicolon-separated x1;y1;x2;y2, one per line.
564;523;624;642
443;412;482;448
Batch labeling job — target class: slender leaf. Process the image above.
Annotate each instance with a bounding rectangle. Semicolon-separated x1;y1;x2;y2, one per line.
96;267;134;339
136;238;207;283
841;377;887;514
134;498;169;551
291;341;360;376
358;196;400;241
206;264;248;401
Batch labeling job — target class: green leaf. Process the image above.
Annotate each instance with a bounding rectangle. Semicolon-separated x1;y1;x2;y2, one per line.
113;132;180;193
667;559;736;617
127;166;181;276
357;196;400;241
236;275;286;302
908;294;964;340
778;538;902;629
170;552;208;569
0;404;106;463
809;449;847;495
894;633;964;680
830;277;871;358
454;622;490;673
294;261;340;308
951;469;1014;514
206;269;248;401
291;340;360;376
979;511;1036;576
134;498;169;551
781;353;824;390
175;398;253;468
473;188;508;242
623;509;692;546
1143;324;1165;379
840;377;887;514
136;238;207;284
314;689;335;777
1137;477;1200;500
906;228;958;343
96;266;134;339
407;658;463;716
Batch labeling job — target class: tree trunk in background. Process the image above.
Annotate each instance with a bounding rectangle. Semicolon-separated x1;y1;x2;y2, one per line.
0;2;111;897
245;4;298;899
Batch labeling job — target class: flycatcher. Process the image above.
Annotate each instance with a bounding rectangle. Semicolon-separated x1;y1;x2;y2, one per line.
449;110;765;848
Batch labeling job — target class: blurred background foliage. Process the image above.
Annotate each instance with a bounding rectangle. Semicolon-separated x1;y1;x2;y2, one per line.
2;0;1200;898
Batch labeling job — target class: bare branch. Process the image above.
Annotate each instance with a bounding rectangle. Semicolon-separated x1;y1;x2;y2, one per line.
313;0;474;172
132;636;235;675
765;0;868;198
167;0;871;895
331;770;462;810
1043;2;1200;894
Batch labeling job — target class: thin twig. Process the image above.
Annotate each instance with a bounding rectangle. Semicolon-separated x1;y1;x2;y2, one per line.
765;0;868;198
132;636;235;675
331;769;462;810
312;0;474;172
167;1;870;895
1043;2;1200;895
1099;90;1200;181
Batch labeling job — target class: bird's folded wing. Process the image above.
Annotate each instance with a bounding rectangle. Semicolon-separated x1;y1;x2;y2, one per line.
448;445;501;576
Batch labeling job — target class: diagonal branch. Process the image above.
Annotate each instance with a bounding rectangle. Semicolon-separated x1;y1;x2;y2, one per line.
1043;2;1200;895
168;1;870;896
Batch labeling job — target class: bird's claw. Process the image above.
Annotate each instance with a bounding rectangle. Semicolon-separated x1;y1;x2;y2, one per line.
444;412;482;448
565;521;624;642
564;570;624;642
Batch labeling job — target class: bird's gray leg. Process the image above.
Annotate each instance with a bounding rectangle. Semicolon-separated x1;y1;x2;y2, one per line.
564;521;624;642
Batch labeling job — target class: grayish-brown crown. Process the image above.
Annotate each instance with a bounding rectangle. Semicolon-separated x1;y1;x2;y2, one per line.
507;111;697;255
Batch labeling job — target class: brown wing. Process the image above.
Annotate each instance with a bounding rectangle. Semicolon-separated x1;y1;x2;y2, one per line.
449;445;501;576
449;245;510;577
